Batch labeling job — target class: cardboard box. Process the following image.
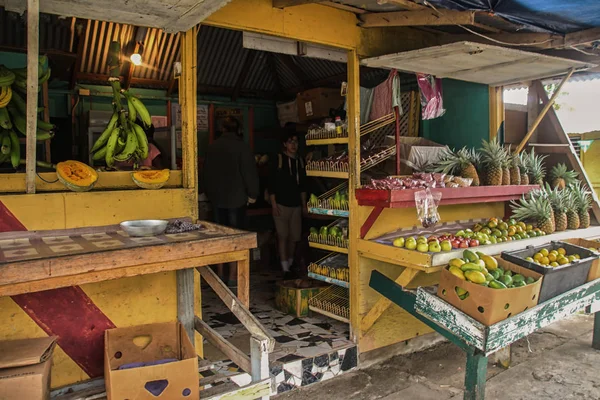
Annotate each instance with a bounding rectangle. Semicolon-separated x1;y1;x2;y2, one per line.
296;88;344;122
437;257;542;326
562;238;600;281
275;280;328;317
384;136;446;175
105;322;199;400
0;336;57;400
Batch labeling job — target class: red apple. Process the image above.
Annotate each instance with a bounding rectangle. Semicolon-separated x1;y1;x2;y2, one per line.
451;240;461;248
459;242;469;248
469;239;480;247
428;236;438;242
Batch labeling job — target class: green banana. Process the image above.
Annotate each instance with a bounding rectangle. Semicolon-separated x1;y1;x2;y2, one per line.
105;127;120;168
8;130;19;168
91;112;119;153
113;126;138;162
36;118;55;132
1;131;11;155
10;90;27;115
35;131;54;141
38;68;51;85
126;95;136;122
92;146;107;161
115;135;126;154
132;122;148;159
8;107;53;139
125;92;151;128
0;107;12;129
0;66;16;86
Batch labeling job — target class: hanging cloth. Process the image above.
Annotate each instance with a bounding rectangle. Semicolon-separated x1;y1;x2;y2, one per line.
369;69;402;121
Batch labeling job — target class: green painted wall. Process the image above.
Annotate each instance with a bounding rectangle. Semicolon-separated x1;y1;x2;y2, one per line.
421;79;490;149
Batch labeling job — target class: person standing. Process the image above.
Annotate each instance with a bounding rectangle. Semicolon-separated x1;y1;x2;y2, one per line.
203;116;259;286
268;131;307;278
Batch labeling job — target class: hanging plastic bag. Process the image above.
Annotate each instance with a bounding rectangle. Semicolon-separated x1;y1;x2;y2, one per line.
416;73;446;120
415;188;441;228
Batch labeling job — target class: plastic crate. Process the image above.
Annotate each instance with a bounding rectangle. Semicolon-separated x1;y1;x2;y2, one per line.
501;241;598;303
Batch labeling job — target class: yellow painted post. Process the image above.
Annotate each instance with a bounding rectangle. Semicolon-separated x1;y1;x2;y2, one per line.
489;86;504;140
347;49;361;341
179;28;199;221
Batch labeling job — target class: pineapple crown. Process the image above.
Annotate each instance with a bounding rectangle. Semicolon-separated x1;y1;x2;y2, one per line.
550;163;578;184
543;183;566;213
479;138;505;168
526;148;548;182
518;152;531;174
570;181;592;212
510;193;552;222
434;147;474;174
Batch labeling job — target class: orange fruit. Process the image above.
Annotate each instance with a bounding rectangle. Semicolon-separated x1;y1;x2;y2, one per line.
540;256;550;266
557;248;566;256
548;253;557;262
540;248;549;257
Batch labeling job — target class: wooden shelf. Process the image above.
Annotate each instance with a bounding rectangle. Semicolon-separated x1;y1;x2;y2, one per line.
306;170;349;179
358;225;600;271
309;241;349;254
306;137;349;146
308;285;350;323
356;185;539;208
308;207;349;218
307;272;350;288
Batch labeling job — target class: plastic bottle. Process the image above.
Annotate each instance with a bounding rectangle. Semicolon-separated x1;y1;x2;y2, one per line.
335;116;343;136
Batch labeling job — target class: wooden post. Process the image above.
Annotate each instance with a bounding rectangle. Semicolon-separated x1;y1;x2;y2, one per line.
42;81;51;162
177;268;195;342
593;310;600;350
250;337;270;399
347;49;361;340
26;0;39;194
489;86;504;140
237;255;250;308
179;28;198;220
515;69;574;153
526;82;540;143
394;106;401;175
464;351;487;400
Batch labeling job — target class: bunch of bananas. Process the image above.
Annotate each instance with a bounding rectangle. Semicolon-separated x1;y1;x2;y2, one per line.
0;57;54;168
90;89;152;168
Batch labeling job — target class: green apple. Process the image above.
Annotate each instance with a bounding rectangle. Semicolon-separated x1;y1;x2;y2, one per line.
489;236;497;244
392;237;405;248
405;238;417;250
417;242;429;253
417;236;428;244
456;230;465;237
440;240;452;252
429;241;441;253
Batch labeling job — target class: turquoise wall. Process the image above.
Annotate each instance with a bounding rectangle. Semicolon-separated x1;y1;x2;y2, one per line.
421;79;490;149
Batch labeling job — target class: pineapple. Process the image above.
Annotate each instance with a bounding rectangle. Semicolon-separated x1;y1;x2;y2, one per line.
480;138;504;186
435;147;480;186
545;183;567;231
549;163;578;190
511;193;555;234
509;153;521;185
527;149;547;186
572;182;592;228
519;152;530;185
563;190;580;229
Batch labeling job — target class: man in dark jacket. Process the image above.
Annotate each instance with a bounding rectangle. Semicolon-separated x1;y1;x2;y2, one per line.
268;130;307;278
203;116;259;286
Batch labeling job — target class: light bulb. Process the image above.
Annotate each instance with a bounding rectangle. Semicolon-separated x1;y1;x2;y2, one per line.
130;53;142;66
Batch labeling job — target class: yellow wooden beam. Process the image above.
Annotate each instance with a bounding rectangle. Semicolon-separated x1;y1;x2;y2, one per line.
179;28;198;221
347;48;361;340
273;0;323;8
360;10;476;28
489;86;504;140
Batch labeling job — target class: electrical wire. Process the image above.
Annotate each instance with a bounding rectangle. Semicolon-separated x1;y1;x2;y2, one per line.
422;0;558;47
569;46;598;56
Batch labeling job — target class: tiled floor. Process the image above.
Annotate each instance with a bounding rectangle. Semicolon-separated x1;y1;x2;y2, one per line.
201;271;357;394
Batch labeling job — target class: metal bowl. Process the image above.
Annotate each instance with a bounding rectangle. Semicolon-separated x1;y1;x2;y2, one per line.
120;220;168;237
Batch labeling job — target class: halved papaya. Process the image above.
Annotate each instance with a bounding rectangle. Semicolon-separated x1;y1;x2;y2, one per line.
131;169;170;189
56;160;98;192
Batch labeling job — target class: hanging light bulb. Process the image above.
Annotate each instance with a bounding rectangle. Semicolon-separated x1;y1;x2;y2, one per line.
130;53;142;66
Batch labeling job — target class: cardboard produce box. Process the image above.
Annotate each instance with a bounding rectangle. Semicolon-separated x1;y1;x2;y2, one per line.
437;257;542;326
297;88;343;122
0;336;57;400
105;322;198;400
562;238;600;282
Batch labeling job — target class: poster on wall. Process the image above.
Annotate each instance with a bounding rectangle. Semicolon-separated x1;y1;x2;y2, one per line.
198;105;209;131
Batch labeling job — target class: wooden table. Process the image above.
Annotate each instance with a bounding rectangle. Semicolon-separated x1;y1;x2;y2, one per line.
369;270;600;400
0;220;256;340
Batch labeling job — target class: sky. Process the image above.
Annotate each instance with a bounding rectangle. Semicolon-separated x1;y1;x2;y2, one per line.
504;80;600;134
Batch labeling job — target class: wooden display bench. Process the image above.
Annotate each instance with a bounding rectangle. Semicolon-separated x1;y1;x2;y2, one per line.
368;270;600;400
0;221;275;399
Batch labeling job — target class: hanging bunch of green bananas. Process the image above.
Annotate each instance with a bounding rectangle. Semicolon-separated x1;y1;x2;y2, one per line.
89;89;152;168
0;56;54;168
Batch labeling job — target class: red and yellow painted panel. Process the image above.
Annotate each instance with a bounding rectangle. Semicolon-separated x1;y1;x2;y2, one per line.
0;189;201;388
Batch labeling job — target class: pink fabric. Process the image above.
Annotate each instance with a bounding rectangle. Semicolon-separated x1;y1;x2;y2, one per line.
115;143;160;168
369;69;398;121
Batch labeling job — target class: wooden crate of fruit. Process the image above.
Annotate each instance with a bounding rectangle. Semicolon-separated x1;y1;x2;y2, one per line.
562;238;600;281
275;280;328;318
437;252;542;326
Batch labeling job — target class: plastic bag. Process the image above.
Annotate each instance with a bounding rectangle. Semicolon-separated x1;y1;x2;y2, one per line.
415;188;441;228
416;73;446;120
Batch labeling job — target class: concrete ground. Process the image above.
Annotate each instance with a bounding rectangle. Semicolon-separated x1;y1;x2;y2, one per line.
275;314;600;400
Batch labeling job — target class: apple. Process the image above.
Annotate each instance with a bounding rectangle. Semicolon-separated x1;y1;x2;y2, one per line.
392;237;405;248
417;242;430;253
459;242;469;249
456;230;465;237
440;240;452;252
428;235;438;242
429;241;441;252
469;239;479;247
417;236;428;244
405;239;417;250
451;240;461;249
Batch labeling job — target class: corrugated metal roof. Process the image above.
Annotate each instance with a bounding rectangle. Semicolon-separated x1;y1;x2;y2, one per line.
0;8;73;53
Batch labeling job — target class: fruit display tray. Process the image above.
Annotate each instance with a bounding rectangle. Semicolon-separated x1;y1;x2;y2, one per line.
501;241;598;303
308;285;350;323
306;145;396;176
437;257;542;326
355;185;539;209
358;225;600;271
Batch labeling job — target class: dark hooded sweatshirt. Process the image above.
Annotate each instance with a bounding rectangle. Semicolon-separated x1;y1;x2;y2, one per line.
268;152;307;207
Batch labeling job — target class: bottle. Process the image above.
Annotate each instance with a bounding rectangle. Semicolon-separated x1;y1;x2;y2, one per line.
335;116;343;136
